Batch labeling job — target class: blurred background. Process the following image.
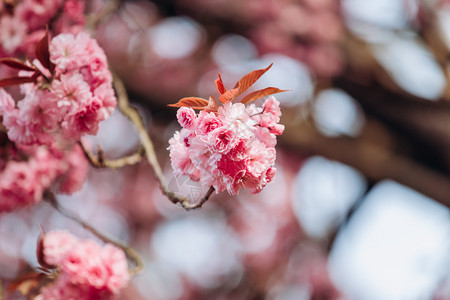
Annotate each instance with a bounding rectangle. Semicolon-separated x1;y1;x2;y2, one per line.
2;0;450;299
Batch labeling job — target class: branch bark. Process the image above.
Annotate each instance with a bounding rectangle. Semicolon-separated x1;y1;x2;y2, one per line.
112;74;214;209
44;191;143;276
79;142;144;169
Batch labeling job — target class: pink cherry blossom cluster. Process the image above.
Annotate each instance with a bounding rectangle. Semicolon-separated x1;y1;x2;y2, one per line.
0;0;85;57
0;144;89;213
0;31;116;147
36;230;130;300
168;96;284;195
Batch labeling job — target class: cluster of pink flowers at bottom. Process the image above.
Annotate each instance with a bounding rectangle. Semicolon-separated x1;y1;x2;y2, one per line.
36;230;130;300
0;30;116;147
168;96;284;195
0;144;89;213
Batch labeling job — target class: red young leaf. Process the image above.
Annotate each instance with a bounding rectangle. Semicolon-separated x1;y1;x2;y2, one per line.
204;96;219;112
0;58;36;72
218;84;240;103
215;73;227;95
233;63;273;97
240;87;289;104
35;30;53;72
168;97;209;109
0;76;36;87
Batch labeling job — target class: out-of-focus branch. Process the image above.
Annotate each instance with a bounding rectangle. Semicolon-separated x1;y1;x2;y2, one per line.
44;191;143;275
112;73;214;209
0;278;3;300
335;76;450;171
332;28;450;206
281;118;450;209
79;142;144;169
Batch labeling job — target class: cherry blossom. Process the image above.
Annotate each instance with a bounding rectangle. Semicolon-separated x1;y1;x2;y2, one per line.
0;0;85;57
0;31;116;147
37;230;130;300
0;144;89;213
168;96;284;195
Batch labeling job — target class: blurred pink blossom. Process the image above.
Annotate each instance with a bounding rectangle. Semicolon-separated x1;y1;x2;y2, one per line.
37;230;130;299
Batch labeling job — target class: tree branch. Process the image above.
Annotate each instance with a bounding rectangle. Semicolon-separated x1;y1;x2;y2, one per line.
79;141;144;169
281;120;450;209
112;73;215;210
43;191;143;276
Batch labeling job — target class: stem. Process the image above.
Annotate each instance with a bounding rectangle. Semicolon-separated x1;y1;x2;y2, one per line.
79;141;144;169
44;191;143;276
112;74;215;210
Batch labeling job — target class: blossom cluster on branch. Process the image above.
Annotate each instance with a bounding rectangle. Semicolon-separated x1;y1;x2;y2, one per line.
0;0;85;58
0;30;116;213
0;144;88;212
35;230;130;300
169;97;283;195
168;64;286;196
0;31;116;146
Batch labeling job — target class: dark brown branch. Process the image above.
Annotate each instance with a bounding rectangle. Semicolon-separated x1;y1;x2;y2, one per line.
335;76;450;172
44;191;143;276
79;141;144;169
281;120;450;209
112;74;214;209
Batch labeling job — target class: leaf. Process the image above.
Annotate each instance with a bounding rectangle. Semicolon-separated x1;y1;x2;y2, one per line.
233;63;273;97
0;58;36;72
35;30;54;72
215;73;226;95
168;97;209;109
8;272;47;296
240;87;289;104
218;84;240;103
204;96;219;112
0;76;36;87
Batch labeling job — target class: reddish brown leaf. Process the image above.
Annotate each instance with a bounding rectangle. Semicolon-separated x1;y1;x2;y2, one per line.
0;76;36;87
215;73;226;95
8;272;47;296
0;58;36;72
204;96;219;112
233;63;273;97
218;85;240;103
35;30;53;72
240;87;289;104
168;97;209;109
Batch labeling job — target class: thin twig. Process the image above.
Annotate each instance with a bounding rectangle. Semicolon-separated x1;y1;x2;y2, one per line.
44;191;143;276
0;278;3;300
78;141;144;169
112;73;215;209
